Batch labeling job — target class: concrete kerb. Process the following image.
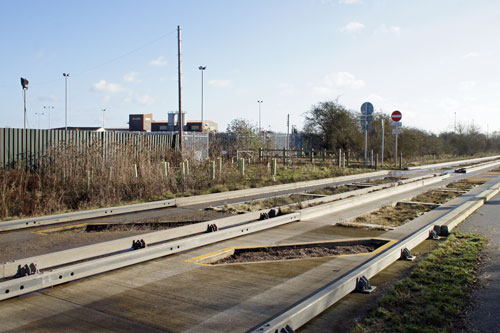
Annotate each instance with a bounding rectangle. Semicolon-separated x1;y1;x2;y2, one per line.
0;199;176;232
406;155;500;171
0;213;300;301
0;174;443;279
251;177;500;333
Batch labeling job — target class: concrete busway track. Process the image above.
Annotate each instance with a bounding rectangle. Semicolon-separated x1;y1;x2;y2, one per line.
2;155;498;233
251;173;500;332
1;159;499;296
0;172;447;294
0;165;498;331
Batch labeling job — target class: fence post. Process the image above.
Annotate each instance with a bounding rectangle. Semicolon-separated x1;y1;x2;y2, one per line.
163;161;169;177
238;157;245;176
210;160;216;180
282;147;286;165
375;153;378;170
399;152;403;170
310;148;314;163
184;159;189;176
134;164;138;178
337;148;341;167
272;158;277;181
218;157;222;177
259;147;262;162
347;149;350;166
370;150;374;168
342;152;345;168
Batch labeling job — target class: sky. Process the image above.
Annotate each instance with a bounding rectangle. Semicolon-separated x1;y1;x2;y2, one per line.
1;0;499;134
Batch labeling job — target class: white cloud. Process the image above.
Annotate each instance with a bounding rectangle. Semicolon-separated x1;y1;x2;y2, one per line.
364;93;385;102
150;56;167;66
123;72;141;83
208;79;231;87
459;81;477;90
124;94;155;106
463;52;480;59
340;22;365;32
375;24;401;35
312;72;365;95
277;83;295;95
91;80;125;93
439;98;460;110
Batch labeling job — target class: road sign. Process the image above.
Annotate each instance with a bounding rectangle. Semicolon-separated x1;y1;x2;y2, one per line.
391;121;402;127
392;129;401;135
391;110;402;122
361;102;374;115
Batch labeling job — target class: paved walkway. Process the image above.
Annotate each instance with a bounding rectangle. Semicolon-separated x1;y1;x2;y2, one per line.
458;193;500;333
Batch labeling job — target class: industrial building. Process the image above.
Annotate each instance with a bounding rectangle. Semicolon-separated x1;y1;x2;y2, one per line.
129;112;218;132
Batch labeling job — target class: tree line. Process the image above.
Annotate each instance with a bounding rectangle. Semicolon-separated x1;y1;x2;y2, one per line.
302;101;499;159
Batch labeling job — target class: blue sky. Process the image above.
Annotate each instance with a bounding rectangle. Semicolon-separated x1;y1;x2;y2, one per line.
1;0;499;134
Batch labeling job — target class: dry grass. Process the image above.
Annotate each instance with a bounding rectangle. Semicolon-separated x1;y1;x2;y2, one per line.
0;142;367;220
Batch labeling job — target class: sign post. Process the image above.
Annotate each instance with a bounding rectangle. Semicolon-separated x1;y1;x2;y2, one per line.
391;110;402;168
360;102;374;168
381;119;384;166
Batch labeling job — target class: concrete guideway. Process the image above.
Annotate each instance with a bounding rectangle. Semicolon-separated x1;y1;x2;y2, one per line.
407;155;500;171
0;165;498;331
0;173;447;295
251;176;500;332
1;158;499;301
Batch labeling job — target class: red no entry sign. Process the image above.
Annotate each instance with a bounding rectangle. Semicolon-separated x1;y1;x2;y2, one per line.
391;110;402;122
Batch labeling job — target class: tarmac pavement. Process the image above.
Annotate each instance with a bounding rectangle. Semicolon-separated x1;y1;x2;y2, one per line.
458;193;500;333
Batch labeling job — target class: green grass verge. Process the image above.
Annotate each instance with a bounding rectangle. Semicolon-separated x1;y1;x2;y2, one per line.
353;231;485;333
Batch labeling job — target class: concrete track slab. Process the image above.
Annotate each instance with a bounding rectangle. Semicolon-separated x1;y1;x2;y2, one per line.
0;171;498;332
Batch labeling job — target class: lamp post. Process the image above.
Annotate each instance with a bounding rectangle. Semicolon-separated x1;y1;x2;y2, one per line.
63;73;69;130
257;100;263;133
20;77;29;130
102;109;106;129
198;66;206;127
35;112;45;129
43;106;54;129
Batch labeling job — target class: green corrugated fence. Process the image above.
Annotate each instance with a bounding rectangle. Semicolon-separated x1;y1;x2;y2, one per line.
0;128;178;169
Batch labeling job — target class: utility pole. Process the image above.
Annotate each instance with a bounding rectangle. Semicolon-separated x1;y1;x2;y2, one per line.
286;114;290;150
199;66;206;125
177;25;183;153
257;100;263;132
381;118;384;166
63;73;70;131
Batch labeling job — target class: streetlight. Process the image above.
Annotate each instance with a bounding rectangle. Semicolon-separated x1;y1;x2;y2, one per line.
34;112;45;129
198;66;206;127
43;106;54;129
102;109;106;129
20;77;29;130
257;100;263;132
63;73;70;130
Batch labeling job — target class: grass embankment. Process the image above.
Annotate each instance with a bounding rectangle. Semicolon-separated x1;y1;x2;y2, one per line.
353;231;485;332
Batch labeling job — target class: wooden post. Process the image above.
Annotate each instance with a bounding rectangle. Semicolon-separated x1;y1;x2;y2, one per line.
218;157;222;177
282;147;286;165
163;161;170;177
347;149;350;166
370;150;374;168
134;164;138;178
375;153;378;170
337;148;341;167
272;158;277;181
310;148;314;163
342;152;345;168
259;147;262;162
210;160;216;180
238;157;245;176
